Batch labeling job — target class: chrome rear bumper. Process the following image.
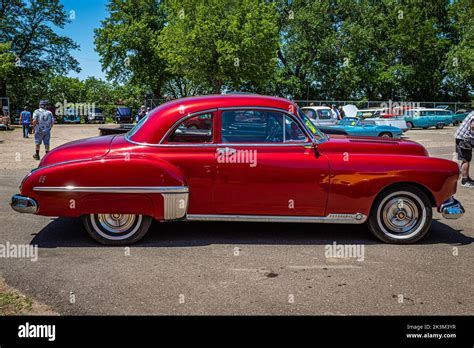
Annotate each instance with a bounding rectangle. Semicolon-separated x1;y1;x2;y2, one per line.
11;195;38;214
438;197;464;219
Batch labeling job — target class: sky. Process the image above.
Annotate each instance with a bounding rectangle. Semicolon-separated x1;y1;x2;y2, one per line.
57;0;108;80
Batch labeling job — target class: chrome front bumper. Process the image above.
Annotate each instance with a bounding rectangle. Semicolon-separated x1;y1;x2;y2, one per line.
438;197;464;220
11;195;38;214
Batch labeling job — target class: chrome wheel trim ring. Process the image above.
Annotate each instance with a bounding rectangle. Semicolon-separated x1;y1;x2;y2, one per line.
376;191;427;240
90;214;142;241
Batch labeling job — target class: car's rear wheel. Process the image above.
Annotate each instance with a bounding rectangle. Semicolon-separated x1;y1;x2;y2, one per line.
406;121;413;129
436;123;444;129
379;132;392;138
82;213;152;245
368;185;432;244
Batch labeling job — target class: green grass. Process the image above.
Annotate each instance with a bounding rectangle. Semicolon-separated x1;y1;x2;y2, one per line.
0;291;33;315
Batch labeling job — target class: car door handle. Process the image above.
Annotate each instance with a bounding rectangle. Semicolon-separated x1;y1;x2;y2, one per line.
216;147;237;155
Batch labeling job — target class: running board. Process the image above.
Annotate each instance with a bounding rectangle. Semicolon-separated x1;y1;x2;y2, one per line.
185;213;367;224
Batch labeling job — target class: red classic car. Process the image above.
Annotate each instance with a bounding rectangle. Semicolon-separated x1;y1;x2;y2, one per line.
11;94;464;245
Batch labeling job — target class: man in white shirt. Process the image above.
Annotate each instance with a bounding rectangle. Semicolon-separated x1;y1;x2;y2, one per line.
32;100;54;160
454;111;474;187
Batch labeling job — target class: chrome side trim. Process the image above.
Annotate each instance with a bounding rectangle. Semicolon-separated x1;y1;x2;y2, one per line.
125;138;313;148
438;197;464;220
162;192;189;220
33;186;189;194
186;213;367;224
11;195;38;214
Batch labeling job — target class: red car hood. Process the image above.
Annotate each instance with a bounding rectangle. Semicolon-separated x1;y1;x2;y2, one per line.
319;135;429;156
39;135;115;167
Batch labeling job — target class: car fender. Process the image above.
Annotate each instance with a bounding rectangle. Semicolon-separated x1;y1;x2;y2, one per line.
21;155;188;220
325;154;459;216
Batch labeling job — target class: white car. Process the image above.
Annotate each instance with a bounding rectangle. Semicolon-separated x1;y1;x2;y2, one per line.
301;106;338;126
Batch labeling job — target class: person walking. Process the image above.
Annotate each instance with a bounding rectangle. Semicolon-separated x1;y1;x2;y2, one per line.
32;101;54;160
20;107;31;138
455;111;474;188
330;104;340;121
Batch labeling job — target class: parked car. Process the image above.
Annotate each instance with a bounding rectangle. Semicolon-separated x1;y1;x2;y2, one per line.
86;107;105;124
99;124;133;136
11;111;21;125
403;108;454;129
301;106;337;126
11;94;464;245
62;108;81;124
321;117;403;138
450;110;470;125
356;108;408;132
115;107;133;123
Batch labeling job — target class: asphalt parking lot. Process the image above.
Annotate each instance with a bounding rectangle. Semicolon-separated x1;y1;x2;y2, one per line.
0;124;472;315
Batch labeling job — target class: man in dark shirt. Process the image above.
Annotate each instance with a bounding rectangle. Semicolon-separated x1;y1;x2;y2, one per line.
20;107;31;138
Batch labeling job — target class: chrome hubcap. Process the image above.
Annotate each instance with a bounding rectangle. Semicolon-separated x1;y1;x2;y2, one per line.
382;198;419;233
98;214;137;233
376;191;427;240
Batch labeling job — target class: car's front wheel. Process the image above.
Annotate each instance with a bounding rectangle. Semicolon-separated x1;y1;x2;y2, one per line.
82;213;152;245
379;132;392;138
368;185;432;244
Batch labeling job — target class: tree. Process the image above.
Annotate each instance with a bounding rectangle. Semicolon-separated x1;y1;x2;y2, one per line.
0;42;15;78
274;0;347;100
0;0;80;97
48;76;85;104
159;0;279;94
94;0;169;99
443;0;474;99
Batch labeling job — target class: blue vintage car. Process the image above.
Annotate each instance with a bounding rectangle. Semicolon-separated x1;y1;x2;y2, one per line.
62;108;81;124
403;108;454;129
451;111;469;125
318;117;403;138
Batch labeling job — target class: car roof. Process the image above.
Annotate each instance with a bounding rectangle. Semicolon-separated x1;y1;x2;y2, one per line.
129;94;298;144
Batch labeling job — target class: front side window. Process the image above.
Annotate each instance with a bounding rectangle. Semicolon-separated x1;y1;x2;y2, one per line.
221;110;283;143
166;112;213;143
284;116;307;142
221;110;307;143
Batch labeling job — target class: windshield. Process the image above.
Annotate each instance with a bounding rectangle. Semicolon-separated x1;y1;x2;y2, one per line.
338;118;359;126
297;109;328;142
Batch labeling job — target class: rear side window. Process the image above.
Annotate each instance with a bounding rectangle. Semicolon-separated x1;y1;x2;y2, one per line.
318;109;332;120
166;113;213;143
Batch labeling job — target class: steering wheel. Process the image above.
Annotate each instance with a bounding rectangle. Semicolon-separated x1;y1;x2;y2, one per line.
264;124;281;142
